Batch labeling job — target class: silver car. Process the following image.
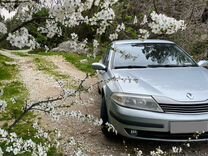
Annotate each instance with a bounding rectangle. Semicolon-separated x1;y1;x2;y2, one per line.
92;40;208;142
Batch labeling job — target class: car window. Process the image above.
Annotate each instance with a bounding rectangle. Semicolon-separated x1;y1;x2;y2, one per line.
113;43;197;68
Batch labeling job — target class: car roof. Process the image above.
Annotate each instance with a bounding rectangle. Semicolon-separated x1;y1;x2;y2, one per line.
113;39;175;45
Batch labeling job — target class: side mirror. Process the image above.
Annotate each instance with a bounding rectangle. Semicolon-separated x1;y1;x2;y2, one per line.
92;63;107;71
198;60;208;68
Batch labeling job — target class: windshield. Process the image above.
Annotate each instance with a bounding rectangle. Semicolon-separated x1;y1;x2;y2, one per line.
113;43;197;69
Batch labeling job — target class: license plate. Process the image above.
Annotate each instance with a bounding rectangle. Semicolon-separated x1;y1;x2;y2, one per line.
170;121;208;134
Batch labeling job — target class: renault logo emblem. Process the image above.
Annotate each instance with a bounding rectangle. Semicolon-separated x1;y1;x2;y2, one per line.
186;93;194;100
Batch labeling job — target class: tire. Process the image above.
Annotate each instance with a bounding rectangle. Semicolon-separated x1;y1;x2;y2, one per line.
98;86;101;94
100;95;116;138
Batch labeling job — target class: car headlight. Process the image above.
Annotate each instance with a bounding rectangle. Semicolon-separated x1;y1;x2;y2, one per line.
111;93;163;112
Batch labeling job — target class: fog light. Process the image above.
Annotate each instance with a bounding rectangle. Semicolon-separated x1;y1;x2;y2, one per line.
130;129;138;136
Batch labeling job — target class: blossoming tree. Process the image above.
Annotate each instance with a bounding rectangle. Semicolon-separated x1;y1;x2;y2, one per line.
0;0;186;51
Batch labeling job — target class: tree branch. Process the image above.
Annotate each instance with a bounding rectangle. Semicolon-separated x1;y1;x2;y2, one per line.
0;17;53;43
153;0;158;13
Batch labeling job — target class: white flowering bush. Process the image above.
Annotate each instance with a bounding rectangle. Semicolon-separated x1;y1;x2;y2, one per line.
138;11;186;39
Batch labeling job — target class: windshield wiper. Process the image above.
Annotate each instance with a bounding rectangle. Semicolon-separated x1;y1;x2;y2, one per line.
114;65;147;69
181;64;198;67
147;64;197;68
147;64;181;68
114;64;198;69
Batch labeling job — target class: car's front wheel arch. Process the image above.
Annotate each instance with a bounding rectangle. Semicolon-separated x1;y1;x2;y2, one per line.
100;94;108;125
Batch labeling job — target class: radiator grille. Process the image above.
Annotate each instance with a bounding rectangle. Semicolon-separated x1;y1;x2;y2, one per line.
159;103;208;113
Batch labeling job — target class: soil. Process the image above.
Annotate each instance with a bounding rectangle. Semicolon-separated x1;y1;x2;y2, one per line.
1;50;208;156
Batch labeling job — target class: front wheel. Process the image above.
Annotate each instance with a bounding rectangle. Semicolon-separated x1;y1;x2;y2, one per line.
100;95;116;138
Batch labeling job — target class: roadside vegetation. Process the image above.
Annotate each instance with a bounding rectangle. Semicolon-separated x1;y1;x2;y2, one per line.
0;54;60;155
29;51;102;75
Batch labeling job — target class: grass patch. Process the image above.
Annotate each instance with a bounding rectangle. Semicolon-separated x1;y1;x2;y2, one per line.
13;52;30;57
31;52;101;74
0;56;34;135
0;54;17;80
0;55;29;121
34;56;69;80
33;56;77;89
63;53;101;74
0;81;29;121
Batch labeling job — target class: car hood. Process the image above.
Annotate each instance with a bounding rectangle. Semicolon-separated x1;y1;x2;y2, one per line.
112;67;208;102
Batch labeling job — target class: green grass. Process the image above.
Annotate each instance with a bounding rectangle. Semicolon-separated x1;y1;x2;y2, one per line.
34;56;69;80
0;54;17;80
31;51;101;74
0;54;29;121
33;56;77;89
13;52;30;57
64;53;101;74
0;81;29;121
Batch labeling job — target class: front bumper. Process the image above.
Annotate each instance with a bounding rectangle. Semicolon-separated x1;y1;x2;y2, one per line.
109;102;208;142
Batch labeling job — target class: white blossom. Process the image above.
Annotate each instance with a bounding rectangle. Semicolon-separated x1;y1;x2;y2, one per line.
94;0;100;6
116;23;125;32
141;15;148;25
0;100;7;112
10;97;16;104
71;33;78;40
133;16;138;24
172;146;182;153
74;148;87;156
0;128;49;155
109;33;118;41
138;29;150;40
105;122;117;134
33;122;49;139
68;137;76;146
7;27;39;49
134;148;143;156
45;45;49;52
150;147;165;156
38;20;62;38
93;39;99;49
148;11;186;35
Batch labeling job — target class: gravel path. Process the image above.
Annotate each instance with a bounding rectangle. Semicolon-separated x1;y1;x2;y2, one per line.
0;50;62;102
1;50;208;156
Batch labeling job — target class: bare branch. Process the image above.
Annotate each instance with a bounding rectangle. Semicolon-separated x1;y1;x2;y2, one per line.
153;0;158;13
